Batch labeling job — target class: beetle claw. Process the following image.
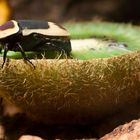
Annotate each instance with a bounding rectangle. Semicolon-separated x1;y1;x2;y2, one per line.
16;42;35;69
2;44;8;68
23;57;35;69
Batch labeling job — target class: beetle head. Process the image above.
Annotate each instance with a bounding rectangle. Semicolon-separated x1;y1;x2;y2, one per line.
0;20;20;40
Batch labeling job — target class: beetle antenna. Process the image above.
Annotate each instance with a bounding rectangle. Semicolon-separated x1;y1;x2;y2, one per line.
2;44;8;68
17;43;35;69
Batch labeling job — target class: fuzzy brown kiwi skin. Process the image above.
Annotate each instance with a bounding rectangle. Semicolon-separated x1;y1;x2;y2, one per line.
0;50;140;124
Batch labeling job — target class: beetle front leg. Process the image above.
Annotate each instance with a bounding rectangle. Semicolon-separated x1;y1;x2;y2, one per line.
2;44;8;68
16;43;35;69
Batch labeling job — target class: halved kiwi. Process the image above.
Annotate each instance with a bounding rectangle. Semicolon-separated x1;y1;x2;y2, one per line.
0;22;139;124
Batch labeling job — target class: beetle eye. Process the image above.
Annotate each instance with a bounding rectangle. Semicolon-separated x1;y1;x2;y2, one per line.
0;21;15;31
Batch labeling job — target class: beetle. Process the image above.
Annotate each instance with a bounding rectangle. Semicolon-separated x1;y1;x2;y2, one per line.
0;20;71;67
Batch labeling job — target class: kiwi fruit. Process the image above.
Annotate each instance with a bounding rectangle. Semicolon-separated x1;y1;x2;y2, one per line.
0;22;139;124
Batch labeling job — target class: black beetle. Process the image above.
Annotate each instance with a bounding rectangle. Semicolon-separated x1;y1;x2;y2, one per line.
0;20;71;67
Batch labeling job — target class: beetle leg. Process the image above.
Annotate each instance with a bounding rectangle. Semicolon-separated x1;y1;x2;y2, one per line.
16;43;35;69
2;44;8;68
50;42;65;55
45;42;65;53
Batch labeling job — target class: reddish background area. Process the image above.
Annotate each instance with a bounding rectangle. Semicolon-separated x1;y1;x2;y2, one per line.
9;0;140;24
